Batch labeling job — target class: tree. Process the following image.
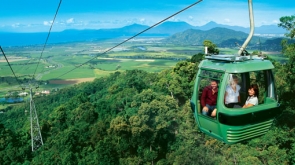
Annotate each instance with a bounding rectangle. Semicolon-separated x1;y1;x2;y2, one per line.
275;15;295;110
252;50;260;55
278;15;295;39
3;42;295;164
271;15;295;146
191;53;204;63
203;40;219;55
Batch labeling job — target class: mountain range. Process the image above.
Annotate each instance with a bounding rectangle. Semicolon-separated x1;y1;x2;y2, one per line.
164;27;288;51
0;21;287;47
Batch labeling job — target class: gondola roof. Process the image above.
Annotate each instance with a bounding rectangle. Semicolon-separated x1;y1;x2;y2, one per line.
199;55;274;73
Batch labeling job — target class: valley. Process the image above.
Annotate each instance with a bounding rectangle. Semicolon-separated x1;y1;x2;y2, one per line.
0;36;286;109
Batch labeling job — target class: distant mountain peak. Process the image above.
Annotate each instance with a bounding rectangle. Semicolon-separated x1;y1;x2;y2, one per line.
205;21;219;25
124;23;148;28
0;20;285;47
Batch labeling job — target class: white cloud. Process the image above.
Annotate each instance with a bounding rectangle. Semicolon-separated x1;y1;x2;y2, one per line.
43;20;53;26
140;18;145;22
169;16;175;21
43;21;49;26
66;18;75;24
188;16;193;20
224;18;231;23
261;21;267;25
11;23;29;28
272;20;279;24
11;23;20;28
168;16;180;22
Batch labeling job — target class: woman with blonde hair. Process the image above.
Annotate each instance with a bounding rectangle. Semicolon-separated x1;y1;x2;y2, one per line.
224;75;241;108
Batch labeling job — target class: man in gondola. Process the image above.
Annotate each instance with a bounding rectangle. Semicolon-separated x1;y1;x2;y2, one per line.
201;79;218;117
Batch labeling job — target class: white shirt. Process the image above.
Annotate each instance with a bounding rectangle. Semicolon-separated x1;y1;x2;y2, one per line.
225;84;241;104
245;96;258;106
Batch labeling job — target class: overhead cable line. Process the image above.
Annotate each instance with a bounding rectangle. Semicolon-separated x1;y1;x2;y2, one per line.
15;45;44;76
32;0;63;79
14;58;34;76
56;0;203;79
0;46;22;86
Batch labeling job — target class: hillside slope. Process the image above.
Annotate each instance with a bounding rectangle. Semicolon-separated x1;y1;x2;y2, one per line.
0;59;294;164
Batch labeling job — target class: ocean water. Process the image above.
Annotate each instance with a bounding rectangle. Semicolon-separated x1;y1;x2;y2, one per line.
0;97;24;103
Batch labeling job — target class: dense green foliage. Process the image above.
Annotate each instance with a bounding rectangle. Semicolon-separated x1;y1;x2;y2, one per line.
1;59;294;164
279;15;295;39
1;15;295;164
203;40;219;55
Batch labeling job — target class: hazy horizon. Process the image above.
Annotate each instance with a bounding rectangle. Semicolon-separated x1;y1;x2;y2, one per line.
1;0;294;33
0;20;286;34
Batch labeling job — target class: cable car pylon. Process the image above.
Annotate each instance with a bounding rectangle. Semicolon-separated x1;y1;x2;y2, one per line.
29;87;43;151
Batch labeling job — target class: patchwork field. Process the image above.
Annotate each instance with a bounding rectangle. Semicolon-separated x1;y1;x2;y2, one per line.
0;37;286;98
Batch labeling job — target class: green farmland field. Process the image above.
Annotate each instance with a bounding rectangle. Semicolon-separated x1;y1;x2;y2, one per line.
0;38;286;94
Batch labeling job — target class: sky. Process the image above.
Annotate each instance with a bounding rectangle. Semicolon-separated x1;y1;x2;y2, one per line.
0;0;294;32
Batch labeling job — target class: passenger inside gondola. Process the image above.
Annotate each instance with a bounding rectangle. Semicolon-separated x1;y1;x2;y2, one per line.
224;75;241;108
243;84;259;108
201;79;218;117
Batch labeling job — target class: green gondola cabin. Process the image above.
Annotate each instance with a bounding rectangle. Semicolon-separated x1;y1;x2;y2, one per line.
190;0;280;144
190;55;280;144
